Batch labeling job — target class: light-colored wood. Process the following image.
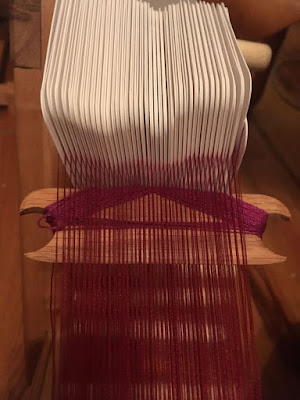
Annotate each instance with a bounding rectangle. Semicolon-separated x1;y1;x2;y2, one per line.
20;188;291;218
9;1;298;398
238;40;272;70
13;1;297;397
25;228;286;266
20;189;290;265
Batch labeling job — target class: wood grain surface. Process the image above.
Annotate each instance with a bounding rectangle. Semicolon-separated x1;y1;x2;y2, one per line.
0;111;26;399
19;189;290;265
10;0;59;387
0;0;299;399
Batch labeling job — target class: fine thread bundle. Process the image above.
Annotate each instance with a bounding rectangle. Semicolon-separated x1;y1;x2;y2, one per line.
44;182;267;238
41;1;262;399
48;154;262;399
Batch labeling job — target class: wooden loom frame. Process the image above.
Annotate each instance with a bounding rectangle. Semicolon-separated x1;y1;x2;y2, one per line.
17;1;292;398
19;189;292;400
19;1;278;265
21;189;291;266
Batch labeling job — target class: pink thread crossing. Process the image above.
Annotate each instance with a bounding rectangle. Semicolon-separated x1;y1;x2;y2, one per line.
43;186;268;238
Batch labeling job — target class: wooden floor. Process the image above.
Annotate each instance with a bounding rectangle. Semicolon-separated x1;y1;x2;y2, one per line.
0;25;300;400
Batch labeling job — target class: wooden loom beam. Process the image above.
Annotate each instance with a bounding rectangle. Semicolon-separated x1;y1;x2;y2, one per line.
14;1;282;398
20;189;291;266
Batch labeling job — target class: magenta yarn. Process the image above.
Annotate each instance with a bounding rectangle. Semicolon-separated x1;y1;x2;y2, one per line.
43;186;268;238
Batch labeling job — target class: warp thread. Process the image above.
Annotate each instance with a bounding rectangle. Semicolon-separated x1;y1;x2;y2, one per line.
42;186;268;238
